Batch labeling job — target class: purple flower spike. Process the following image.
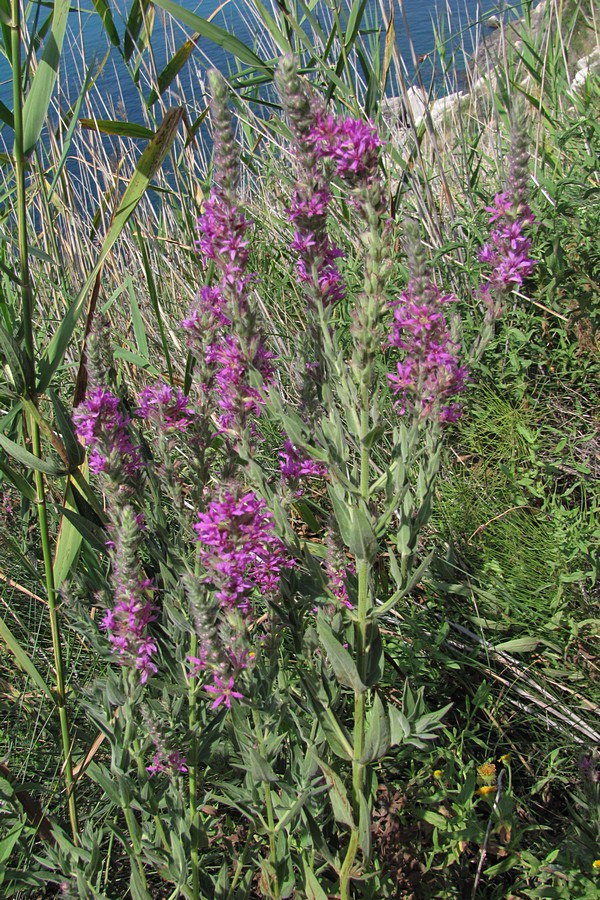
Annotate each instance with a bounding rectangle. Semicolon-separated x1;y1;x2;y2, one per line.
388;281;467;424
279;438;327;487
73;387;142;477
309;112;382;180
138;383;194;431
194;490;293;614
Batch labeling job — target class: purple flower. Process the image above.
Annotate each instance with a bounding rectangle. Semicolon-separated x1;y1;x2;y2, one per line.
279;438;327;488
138;383;194;431
479;191;537;316
73;387;141;476
194;490;293;615
204;674;244;709
102;505;159;684
101;575;158;683
309;112;382;180
388;281;467;423
147;749;188;777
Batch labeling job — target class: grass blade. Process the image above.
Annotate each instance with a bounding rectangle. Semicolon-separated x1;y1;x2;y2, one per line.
22;0;69;156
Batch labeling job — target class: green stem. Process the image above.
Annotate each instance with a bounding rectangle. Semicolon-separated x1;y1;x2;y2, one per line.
340;382;373;897
122;697;148;890
252;708;280;900
188;632;200;900
10;0;78;843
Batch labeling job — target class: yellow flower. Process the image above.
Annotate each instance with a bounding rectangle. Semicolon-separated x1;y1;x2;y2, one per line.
433;769;443;779
477;762;497;785
477;785;496;796
498;753;511;764
593;859;600;870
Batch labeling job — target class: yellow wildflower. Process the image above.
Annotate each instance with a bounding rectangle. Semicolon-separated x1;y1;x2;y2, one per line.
477;785;496;796
593;859;600;870
477;762;497;785
498;753;511;764
433;769;443;779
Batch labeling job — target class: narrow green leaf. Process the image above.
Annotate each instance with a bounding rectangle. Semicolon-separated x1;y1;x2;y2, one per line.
365;621;384;687
0;432;64;475
316;615;366;693
152;0;272;72
49;390;85;468
91;0;120;46
0;99;14;129
53;480;84;589
0;615;53;701
128;282;148;358
78;119;155;140
124;0;155;64
0;821;25;867
147;34;200;107
358;791;371;858
0;322;33;395
37;107;184;393
60;506;108;553
22;0;70;155
0;452;36;501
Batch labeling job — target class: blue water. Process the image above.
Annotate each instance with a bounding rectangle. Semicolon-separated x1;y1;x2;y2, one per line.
0;0;512;123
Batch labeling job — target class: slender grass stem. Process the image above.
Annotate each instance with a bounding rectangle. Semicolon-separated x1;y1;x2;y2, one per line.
10;0;78;843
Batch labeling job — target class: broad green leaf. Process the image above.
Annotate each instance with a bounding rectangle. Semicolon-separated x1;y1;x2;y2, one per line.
37;107;184;393
247;748;277;784
0;821;24;869
303;863;329;900
316;615;366;693
303;678;353;760
362;692;390;763
388;704;411;745
0;615;53;701
147;33;200;107
78;119;155;140
348;501;377;558
152;0;272;72
22;0;70;155
0;431;65;475
310;753;354;828
494;636;540;654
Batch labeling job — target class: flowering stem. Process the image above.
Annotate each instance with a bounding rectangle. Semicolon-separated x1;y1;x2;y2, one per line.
188;631;200;900
252;708;281;899
122;696;148;890
340;383;372;897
